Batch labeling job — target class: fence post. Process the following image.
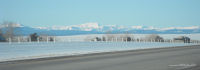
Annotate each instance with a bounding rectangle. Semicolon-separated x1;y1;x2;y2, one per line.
101;36;103;42
47;36;49;43
9;37;11;44
18;37;20;43
104;37;106;42
37;37;39;43
112;38;113;42
29;37;31;43
54;37;56;43
139;38;140;42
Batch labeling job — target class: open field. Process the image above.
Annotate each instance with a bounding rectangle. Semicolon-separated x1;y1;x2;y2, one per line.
0;45;199;70
0;42;197;62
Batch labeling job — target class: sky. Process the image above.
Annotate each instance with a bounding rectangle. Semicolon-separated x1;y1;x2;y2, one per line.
0;0;200;27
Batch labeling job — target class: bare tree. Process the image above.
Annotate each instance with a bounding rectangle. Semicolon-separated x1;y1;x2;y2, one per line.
39;33;56;42
84;36;97;42
104;30;115;41
39;33;48;41
2;21;18;42
119;31;134;42
174;36;190;43
145;34;164;42
30;33;39;41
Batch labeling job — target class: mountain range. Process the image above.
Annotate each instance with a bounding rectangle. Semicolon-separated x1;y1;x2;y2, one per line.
0;23;200;36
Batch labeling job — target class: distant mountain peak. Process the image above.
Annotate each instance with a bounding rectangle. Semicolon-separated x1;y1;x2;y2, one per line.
74;22;100;31
79;22;100;28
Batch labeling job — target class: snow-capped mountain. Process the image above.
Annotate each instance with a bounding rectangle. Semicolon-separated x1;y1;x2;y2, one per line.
34;23;164;31
35;23;101;31
0;23;200;36
0;23;23;28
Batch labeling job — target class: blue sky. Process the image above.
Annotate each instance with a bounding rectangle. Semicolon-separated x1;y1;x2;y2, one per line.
0;0;200;27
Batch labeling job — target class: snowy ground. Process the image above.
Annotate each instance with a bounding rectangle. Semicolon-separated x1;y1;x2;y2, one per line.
0;42;197;62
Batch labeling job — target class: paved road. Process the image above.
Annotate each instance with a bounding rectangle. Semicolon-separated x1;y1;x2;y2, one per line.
0;45;200;70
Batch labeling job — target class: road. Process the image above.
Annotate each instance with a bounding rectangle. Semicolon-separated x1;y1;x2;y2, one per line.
0;45;200;70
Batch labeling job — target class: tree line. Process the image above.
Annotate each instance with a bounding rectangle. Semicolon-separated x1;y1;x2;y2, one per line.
88;31;192;43
0;21;54;42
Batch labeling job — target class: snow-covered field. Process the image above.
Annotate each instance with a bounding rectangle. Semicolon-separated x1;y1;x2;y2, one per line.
0;42;197;62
